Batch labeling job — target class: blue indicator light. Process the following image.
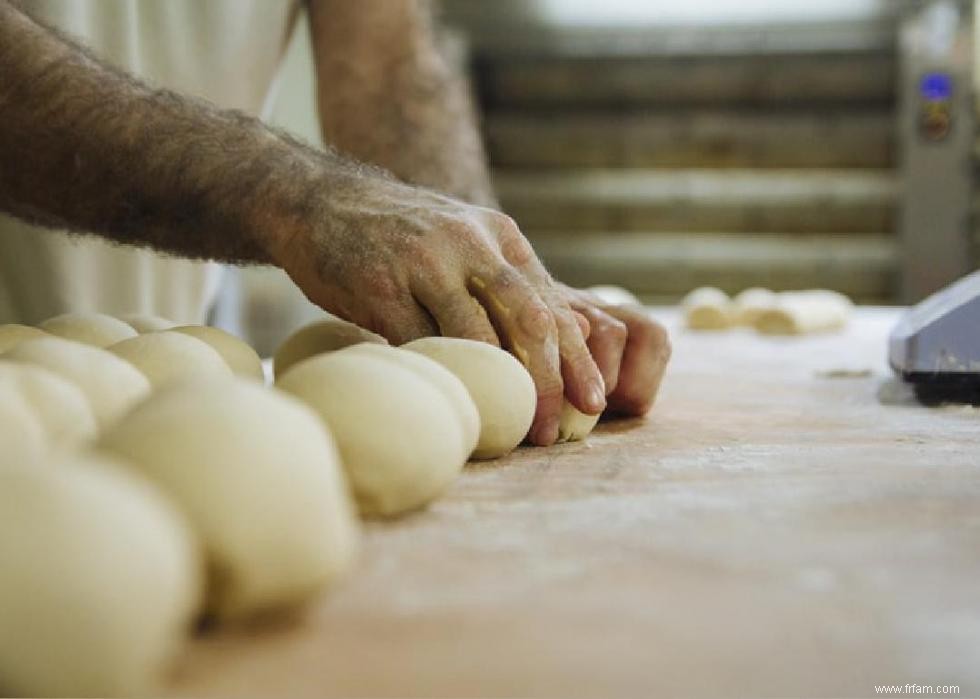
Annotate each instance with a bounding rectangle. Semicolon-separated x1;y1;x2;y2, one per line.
920;73;953;101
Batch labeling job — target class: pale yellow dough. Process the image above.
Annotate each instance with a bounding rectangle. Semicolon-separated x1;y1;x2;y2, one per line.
0;453;201;698
0;324;47;354
274;317;385;379
4;337;150;431
39;312;137;348
108;332;233;390
99;379;359;619
119;314;178;333
402;337;536;460
172;326;264;380
682;287;734;330
755;290;853;335
0;362;97;447
277;351;467;517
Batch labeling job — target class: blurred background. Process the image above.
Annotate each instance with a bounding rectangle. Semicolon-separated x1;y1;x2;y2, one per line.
235;0;977;355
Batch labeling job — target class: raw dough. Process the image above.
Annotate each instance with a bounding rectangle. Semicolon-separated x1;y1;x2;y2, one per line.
0;389;45;457
119;314;178;333
732;287;778;326
339;343;481;458
0;453;201;698
4;337;151;430
0;362;97;447
755;290;853;335
172;326;264;381
682;287;733;330
277;351;467;516
108;332;233;390
99;378;359;618
274;317;385;379
0;324;47;354
40;312;138;348
587;285;641;306
402;337;536;460
557;401;600;443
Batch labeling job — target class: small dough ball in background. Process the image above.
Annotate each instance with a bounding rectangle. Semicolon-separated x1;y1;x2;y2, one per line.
557;400;600;443
587;285;641;307
732;287;778;326
99;379;359;619
402;337;536;460
275;317;386;379
755;290;853;336
339;343;481;458
277;351;468;517
0;324;47;354
108;332;233;391
4;337;150;431
0;362;97;448
119;314;178;333
0;453;201;698
682;287;734;330
39;312;138;348
172;326;264;381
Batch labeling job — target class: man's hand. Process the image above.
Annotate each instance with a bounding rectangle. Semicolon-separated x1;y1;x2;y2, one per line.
558;285;672;416
268;175;608;446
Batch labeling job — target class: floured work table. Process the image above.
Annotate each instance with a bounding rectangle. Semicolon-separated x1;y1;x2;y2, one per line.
171;309;979;698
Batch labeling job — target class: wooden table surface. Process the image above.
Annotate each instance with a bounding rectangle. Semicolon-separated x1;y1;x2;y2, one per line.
172;309;980;698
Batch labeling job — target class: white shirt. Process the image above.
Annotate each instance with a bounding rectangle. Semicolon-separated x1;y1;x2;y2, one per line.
0;0;297;324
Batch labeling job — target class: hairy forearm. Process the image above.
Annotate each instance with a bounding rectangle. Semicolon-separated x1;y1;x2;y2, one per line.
309;0;497;208
0;1;376;264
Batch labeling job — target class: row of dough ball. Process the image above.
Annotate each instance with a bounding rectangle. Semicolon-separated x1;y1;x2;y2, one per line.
274;317;601;458
682;287;854;335
1;378;359;696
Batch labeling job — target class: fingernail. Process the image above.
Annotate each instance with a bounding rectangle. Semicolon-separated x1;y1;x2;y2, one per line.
588;380;607;412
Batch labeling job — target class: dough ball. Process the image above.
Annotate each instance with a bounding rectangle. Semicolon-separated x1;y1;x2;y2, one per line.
277;351;467;516
274;317;385;379
755;290;853;336
108;332;233;391
402;337;536;460
98;378;359;619
0;453;201;697
557;400;600;443
587;285;640;306
339;343;481;458
119;314;178;333
0;362;97;447
39;312;138;348
172;326;264;381
732;287;778;326
0;324;47;354
0;389;45;458
4;337;151;431
682;287;734;330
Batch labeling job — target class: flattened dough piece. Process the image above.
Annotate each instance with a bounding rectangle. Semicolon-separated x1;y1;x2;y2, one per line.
682;287;733;330
557;400;600;443
755;290;853;335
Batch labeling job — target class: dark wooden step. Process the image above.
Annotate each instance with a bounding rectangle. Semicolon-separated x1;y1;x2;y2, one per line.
527;231;897;302
479;51;895;110
497;169;898;235
485;110;895;169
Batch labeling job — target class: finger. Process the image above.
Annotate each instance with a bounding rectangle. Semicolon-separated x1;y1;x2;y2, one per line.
412;281;500;346
569;302;628;395
602;306;672;416
551;302;606;416
373;301;440;346
468;266;563;446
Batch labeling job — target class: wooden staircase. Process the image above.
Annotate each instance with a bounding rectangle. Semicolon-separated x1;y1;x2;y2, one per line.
454;14;903;303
